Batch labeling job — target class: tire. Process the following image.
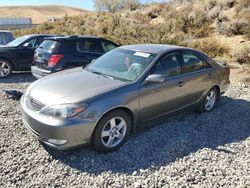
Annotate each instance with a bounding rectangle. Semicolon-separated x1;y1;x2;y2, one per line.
196;87;219;113
92;110;131;153
0;59;13;78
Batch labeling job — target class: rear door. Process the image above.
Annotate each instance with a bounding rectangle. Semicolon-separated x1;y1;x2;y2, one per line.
77;39;104;67
177;50;214;106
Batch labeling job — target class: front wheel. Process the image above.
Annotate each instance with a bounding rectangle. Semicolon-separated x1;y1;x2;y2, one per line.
92;110;131;153
196;87;219;113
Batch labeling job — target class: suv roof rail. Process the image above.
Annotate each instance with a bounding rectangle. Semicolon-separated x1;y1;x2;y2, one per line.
69;35;102;39
69;35;79;38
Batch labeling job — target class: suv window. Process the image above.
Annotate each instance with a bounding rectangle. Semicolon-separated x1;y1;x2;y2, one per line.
35;38;45;48
152;53;181;78
181;52;205;73
77;39;103;53
24;38;37;48
101;40;117;53
40;40;60;51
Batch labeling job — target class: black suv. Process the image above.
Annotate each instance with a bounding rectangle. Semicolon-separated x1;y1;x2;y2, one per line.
0;34;55;78
31;35;119;79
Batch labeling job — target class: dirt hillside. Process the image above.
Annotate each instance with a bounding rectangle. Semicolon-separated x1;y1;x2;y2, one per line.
0;5;89;24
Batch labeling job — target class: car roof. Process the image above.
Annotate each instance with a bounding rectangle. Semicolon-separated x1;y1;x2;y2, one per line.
45;35;105;41
119;44;194;54
23;34;55;38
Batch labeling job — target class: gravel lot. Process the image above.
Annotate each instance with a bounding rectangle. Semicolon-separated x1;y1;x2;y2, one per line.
0;73;250;188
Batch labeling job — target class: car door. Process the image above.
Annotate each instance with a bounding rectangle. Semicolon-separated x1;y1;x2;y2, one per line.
16;37;44;70
178;50;214;107
77;39;104;67
139;52;188;123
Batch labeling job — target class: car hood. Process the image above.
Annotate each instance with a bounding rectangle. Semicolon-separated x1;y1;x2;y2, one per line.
28;68;127;105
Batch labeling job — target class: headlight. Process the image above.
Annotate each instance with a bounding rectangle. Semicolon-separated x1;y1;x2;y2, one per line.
40;103;88;118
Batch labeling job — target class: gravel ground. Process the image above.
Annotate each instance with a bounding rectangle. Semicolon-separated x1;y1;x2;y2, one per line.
0;73;250;188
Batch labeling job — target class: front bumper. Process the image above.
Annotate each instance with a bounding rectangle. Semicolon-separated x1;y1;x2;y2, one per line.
31;65;52;79
20;95;96;150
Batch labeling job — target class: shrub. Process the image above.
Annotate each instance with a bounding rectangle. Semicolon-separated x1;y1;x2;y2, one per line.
200;0;218;11
94;0;140;12
173;6;213;38
232;44;250;64
189;37;230;58
217;0;236;10
208;6;221;19
237;10;250;39
216;18;248;36
235;0;250;13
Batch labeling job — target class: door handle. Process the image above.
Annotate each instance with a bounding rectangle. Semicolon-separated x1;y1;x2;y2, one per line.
178;81;185;87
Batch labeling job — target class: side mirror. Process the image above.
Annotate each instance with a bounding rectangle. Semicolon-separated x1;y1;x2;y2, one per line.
23;42;33;48
145;74;165;83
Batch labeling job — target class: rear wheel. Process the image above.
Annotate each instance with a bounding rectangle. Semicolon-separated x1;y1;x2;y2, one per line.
92;110;131;153
196;87;219;113
0;59;13;78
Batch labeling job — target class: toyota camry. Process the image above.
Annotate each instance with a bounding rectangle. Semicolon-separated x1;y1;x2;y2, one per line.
21;44;230;153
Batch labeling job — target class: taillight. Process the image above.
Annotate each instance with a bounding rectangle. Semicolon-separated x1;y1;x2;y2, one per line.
48;54;63;67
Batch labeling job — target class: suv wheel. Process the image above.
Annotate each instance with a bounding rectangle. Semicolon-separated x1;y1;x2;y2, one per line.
0;59;13;78
92;110;131;153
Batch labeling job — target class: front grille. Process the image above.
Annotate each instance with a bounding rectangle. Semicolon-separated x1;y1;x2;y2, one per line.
27;96;45;111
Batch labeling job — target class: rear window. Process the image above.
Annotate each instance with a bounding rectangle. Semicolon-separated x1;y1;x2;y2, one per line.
39;40;59;51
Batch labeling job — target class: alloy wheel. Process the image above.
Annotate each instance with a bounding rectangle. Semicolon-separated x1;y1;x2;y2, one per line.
0;61;10;77
101;117;127;148
205;90;216;111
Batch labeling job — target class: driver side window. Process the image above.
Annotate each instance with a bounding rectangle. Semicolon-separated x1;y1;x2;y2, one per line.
152;53;181;78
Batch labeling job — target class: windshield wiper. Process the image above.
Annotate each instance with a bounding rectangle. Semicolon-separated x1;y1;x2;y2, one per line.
88;69;114;79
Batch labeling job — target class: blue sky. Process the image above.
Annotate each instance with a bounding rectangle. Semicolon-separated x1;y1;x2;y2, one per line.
0;0;165;11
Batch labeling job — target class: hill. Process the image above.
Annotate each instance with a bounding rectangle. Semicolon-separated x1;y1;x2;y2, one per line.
13;0;250;66
0;5;89;24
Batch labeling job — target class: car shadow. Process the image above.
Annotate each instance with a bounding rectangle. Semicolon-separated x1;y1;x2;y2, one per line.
44;95;250;175
0;72;35;84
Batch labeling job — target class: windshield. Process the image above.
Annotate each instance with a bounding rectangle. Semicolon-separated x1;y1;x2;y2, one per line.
7;36;28;47
87;48;156;82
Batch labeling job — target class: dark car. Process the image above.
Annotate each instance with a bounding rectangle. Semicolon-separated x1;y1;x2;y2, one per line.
0;30;15;45
21;44;230;153
31;35;119;79
0;34;55;78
